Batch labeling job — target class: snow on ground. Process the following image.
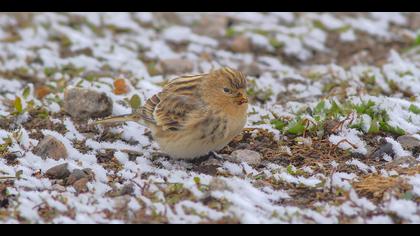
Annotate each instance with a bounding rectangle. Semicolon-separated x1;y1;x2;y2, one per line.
0;12;419;224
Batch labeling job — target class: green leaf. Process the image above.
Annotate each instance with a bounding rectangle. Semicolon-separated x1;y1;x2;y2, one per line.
409;104;420;115
15;170;23;180
37;109;49;119
271;119;287;131
193;176;201;186
349;121;364;131
415;34;420;46
129;94;141;110
328;100;342;118
85;74;96;82
368;119;380;134
313;20;327;30
14;97;23;114
314;100;325;114
286;165;294;175
354;100;376;117
403;191;414;200
44;67;56;77
226;27;237;38
23;86;31;99
287;119;305;135
379;121;405;136
269;37;283;48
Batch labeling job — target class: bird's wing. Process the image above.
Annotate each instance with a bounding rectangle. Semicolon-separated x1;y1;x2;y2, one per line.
140;92;205;131
138;92;162;123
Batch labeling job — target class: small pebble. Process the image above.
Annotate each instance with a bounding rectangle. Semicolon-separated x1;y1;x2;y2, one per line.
73;178;89;193
45;163;71;179
64;88;113;120
34;136;68;161
229;149;262;166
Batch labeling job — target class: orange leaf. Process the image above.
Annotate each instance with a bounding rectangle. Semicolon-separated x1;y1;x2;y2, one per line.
113;79;129;95
35;86;51;100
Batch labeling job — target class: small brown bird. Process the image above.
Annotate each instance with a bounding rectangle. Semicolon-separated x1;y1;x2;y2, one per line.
96;67;248;160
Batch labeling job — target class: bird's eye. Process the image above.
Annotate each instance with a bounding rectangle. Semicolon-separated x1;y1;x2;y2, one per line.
223;88;231;93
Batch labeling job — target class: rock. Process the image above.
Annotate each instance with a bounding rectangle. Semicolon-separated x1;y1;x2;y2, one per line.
45;163;71;179
0;199;9;208
0;118;10;130
107;183;134;197
239;62;262;77
153;12;183;25
82;168;95;179
51;179;65;186
73;178;89;193
157;59;193;75
195;157;224;175
208;178;230;191
52;184;66;192
229;149;262;166
66;169;92;185
113;195;131;209
385;156;418;169
120;183;135;196
397;135;420;150
408;13;420;30
371;142;395;159
229;35;251;53
34;136;68;161
192;14;229;38
63;88;113;120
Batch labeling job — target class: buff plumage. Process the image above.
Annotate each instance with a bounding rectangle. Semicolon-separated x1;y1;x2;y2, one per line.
96;67;248;160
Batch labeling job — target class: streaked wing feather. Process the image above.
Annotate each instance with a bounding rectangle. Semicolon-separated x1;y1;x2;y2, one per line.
154;94;202;131
139;93;161;123
139;74;205;130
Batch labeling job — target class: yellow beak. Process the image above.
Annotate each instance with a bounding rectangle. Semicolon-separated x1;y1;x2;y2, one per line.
237;94;248;105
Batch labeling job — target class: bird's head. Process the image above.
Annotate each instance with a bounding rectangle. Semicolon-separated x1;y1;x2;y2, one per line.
203;67;248;108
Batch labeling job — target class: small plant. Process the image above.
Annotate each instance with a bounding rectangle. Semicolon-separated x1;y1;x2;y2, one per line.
269;37;283;49
271;98;406;137
286;117;306;135
286;165;305;176
22;86;31;99
225;27;238;38
129;94;142;111
0;136;13;155
13;96;23;115
409;104;420;115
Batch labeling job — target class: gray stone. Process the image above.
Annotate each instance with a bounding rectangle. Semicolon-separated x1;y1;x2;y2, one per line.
64;88;113;120
229;35;252;53
45;163;71;179
229;149;262;166
397;135;420;150
34;136;68;161
51;184;66;192
409;13;420;30
113;195;131;209
239;62;262;77
192;14;229;38
157;59;193;75
371;142;395;159
66;169;90;185
73;177;89;193
120;183;135;196
386;156;418;169
153;12;183;25
208;178;230;192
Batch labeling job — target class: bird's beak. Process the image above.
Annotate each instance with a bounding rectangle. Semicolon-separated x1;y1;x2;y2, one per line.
237;94;248;105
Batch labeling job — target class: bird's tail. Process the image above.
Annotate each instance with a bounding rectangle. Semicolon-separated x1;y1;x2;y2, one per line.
94;114;141;125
